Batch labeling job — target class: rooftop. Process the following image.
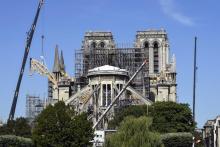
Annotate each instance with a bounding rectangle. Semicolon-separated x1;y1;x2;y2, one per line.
85;31;113;37
87;65;128;77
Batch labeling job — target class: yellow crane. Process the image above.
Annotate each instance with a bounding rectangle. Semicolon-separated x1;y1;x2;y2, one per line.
30;58;58;88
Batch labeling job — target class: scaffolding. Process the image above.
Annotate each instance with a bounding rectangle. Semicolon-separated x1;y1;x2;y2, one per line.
26;95;44;122
75;47;150;98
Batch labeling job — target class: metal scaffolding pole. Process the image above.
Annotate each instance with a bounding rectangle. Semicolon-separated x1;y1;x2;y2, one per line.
93;60;147;129
193;37;197;123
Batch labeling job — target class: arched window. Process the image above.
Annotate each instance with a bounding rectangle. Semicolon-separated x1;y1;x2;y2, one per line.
102;84;111;106
143;42;149;71
153;42;159;73
91;42;97;49
100;42;105;48
144;42;149;48
143;42;149;55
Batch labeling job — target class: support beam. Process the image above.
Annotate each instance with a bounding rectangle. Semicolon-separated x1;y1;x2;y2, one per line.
93;60;147;129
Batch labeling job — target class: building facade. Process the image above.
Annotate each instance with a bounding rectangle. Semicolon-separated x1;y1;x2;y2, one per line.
31;28;178;145
48;29;176;104
75;29;177;103
48;45;75;103
203;115;220;147
63;29;177;130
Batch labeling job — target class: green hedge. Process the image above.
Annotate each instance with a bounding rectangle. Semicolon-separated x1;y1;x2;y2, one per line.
0;135;33;147
161;132;193;147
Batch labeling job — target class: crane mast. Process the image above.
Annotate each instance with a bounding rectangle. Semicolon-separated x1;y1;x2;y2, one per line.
8;0;44;121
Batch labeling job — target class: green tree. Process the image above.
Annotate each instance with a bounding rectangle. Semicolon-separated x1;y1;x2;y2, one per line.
32;101;94;147
108;102;194;133
14;117;32;137
161;132;193;147
0;117;31;138
151;102;194;133
0;135;33;146
105;116;163;147
108;105;150;129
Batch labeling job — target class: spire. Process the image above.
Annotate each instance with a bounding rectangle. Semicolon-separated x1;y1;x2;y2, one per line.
53;45;60;73
60;50;65;73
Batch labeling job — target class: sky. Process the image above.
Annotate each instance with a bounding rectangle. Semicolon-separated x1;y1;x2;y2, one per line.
0;0;219;128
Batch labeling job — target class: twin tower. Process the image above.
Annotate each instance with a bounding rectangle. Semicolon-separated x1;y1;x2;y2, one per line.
49;29;177;104
74;29;177;103
48;29;177;128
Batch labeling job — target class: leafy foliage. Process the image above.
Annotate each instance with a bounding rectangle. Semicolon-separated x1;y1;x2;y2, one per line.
161;132;193;147
105;116;163;147
0;117;31;137
151;102;194;133
108;105;151;129
0;135;33;146
108;102;195;133
32;101;94;147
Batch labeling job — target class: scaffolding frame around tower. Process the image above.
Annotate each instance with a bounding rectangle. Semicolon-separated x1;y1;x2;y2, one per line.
75;47;150;98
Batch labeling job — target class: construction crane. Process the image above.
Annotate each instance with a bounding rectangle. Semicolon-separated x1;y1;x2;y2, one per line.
8;0;44;121
93;60;148;129
30;58;72;88
30;57;75;103
30;58;58;88
30;58;60;101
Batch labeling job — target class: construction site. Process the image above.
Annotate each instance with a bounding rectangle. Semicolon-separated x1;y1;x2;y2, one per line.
7;0;177;146
29;30;177;128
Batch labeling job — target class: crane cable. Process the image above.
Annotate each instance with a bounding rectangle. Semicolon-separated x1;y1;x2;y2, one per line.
40;1;46;65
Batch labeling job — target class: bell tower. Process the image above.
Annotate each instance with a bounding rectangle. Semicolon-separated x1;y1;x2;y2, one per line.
135;29;177;102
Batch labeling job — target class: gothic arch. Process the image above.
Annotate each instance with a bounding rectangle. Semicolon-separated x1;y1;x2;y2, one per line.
141;39;151;48
153;41;159;47
90;41;97;49
99;41;106;48
143;41;149;48
153;41;159;73
150;39;161;47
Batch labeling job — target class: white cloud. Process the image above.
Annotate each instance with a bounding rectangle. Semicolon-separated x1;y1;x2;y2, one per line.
159;0;195;26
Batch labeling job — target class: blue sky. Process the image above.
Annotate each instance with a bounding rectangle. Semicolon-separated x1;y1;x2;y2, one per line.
0;0;219;127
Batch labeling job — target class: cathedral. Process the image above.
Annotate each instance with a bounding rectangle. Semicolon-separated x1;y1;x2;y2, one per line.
45;28;177;129
73;29;177;103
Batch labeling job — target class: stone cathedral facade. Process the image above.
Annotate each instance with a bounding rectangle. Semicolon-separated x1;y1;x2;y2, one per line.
32;28;177;131
74;29;177;103
135;30;177;102
48;29;177;113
